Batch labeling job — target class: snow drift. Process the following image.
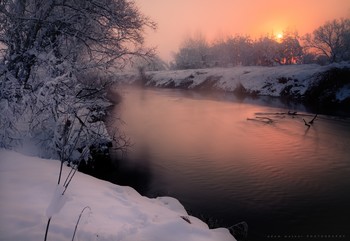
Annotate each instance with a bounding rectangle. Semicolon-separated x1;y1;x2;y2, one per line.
0;150;236;241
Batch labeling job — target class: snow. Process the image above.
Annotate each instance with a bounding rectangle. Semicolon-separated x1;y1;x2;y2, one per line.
117;63;350;99
336;84;350;101
0;150;236;241
46;186;70;219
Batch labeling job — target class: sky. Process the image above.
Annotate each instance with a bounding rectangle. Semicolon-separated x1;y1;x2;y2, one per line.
134;0;350;62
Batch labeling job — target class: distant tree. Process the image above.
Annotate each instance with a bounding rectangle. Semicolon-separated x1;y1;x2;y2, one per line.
219;37;239;66
303;18;350;63
209;37;230;67
236;35;254;65
302;52;318;64
173;34;255;69
342;26;350;60
223;35;254;66
174;33;209;69
276;31;303;64
253;36;280;66
133;55;169;71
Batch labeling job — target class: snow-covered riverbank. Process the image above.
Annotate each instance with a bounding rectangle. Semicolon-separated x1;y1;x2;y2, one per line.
0;150;237;241
116;63;350;106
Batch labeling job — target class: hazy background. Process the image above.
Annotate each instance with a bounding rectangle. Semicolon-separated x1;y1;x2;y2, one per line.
135;0;350;61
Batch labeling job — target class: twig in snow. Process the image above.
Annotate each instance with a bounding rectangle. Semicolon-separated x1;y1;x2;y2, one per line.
44;217;51;241
71;206;91;241
228;221;248;241
180;216;191;224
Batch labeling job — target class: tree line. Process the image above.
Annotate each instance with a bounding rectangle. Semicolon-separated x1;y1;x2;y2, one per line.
172;18;350;69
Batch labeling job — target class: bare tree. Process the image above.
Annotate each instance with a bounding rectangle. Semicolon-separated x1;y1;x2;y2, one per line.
303;18;350;63
253;35;279;66
276;31;303;65
220;35;253;66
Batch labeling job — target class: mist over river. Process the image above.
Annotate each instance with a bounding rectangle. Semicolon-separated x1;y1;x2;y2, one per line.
107;87;350;241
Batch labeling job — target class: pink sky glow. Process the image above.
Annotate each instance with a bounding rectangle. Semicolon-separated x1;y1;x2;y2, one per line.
134;0;350;61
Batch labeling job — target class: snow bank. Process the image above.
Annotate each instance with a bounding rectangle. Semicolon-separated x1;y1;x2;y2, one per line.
336;84;350;101
0;150;236;241
116;63;350;101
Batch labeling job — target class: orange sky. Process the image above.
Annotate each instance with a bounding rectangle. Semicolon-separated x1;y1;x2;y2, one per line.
135;0;350;61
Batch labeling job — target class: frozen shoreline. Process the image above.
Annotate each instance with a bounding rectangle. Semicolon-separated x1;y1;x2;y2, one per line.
115;63;350;107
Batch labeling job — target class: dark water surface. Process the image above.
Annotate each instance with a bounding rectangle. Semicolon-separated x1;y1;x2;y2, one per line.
107;87;350;241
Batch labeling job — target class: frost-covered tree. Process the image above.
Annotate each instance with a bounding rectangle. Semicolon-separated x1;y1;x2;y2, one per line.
209;35;254;67
133;54;169;71
209;37;231;67
1;2;154;239
0;0;154;163
174;33;209;69
303;18;350;63
228;35;254;66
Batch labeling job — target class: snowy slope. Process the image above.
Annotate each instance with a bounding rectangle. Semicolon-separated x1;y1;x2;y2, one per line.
116;63;350;101
0;150;236;241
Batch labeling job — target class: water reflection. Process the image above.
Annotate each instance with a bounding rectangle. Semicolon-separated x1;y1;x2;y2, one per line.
113;144;153;195
107;86;350;240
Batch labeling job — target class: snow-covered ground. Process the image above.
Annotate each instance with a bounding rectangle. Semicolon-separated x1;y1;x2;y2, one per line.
0;150;236;241
116;63;350;102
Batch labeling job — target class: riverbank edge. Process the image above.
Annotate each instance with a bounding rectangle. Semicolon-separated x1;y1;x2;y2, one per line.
115;63;350;114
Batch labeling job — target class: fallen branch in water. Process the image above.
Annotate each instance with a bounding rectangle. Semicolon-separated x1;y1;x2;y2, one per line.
255;112;314;117
251;111;321;128
247;117;273;124
256;117;274;123
309;114;318;125
303;113;318;128
303;118;311;127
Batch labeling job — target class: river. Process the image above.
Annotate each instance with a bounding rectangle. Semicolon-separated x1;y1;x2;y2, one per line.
107;86;350;241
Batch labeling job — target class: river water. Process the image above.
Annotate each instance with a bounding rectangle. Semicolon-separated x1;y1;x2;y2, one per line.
107;87;350;241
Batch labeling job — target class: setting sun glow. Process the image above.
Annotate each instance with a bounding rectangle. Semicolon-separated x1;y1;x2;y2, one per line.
276;33;283;40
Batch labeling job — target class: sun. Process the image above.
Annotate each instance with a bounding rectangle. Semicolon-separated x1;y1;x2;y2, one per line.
276;32;283;41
